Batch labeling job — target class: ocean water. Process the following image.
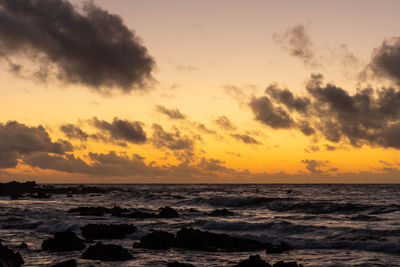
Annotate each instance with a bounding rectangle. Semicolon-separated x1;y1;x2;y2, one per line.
1;184;400;266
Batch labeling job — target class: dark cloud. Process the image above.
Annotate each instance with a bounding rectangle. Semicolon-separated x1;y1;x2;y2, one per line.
214;115;236;131
249;96;294;129
265;84;310;113
251;74;400;150
301;159;329;174
0;0;154;94
156;105;186;120
231;134;261;145
91;117;146;144
151;124;194;151
0;121;72;168
368;37;400;86
60;124;88;141
196;123;217;135
273;24;319;67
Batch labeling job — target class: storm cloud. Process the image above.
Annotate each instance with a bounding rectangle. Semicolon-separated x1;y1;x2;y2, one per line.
250;74;400;149
0;121;72;168
0;0;155;93
91;117;147;144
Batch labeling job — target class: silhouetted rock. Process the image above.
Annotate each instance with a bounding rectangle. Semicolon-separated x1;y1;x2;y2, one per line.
17;242;27;249
42;231;85;252
0;181;38;196
81;224;137;239
158;206;179;218
167;262;196;267
207;208;235;216
0;242;24;267
133;231;175;249
273;261;303;267
233;255;271;267
174;228;266;252
29;192;51;199
82;242;132;261
50;259;77;267
265;242;292;254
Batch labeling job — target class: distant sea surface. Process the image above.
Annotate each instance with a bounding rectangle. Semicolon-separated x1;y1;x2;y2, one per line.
1;184;400;266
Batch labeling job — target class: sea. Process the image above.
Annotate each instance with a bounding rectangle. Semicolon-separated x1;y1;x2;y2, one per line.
1;184;400;266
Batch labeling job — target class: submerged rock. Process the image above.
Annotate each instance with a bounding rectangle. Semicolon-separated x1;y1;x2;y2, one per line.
82;241;133;261
42;231;85;252
116;206;179;219
207;208;235;216
50;259;77;267
174;228;266;252
273;261;303;267
133;231;175;249
265;242;292;254
167;262;196;267
233;255;271;267
68;205;128;216
0;242;24;267
81;224;137;239
17;242;27;249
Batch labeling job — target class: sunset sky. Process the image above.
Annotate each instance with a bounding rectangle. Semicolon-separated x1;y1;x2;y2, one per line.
1;0;400;183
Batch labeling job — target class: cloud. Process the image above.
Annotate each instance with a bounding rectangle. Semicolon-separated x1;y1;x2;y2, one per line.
175;64;197;72
231;134;261;145
196;123;217;135
0;121;72;168
60;124;89;141
368;37;400;86
91;117;147;144
273;24;319;67
301;159;329;174
0;0;154;94
251;74;400;150
151;124;194;151
156;105;186;120
214;115;237;131
265;84;310;113
249;96;294;129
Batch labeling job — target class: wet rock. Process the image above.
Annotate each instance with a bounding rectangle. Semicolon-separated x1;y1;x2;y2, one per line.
29;192;51;199
42;231;85;252
50;259;77;267
207;208;235;216
167;262;196;267
17;242;27;249
133;231;175;249
0;181;38;196
174;228;266;252
233;255;271;267
273;261;303;267
82;241;133;261
0;242;24;267
158;206;179;218
81;224;137;239
265;242;292;254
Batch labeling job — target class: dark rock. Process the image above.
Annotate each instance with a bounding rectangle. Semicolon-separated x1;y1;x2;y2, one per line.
233;255;271;267
174;228;266;252
29;192;51;199
68;206;129;216
273;261;303;267
42;231;85;252
158;206;179;218
265;242;292;254
17;242;27;249
133;231;175;249
81;224;137;239
0;181;38;196
50;259;77;267
10;195;22;200
207;209;235;216
167;262;196;267
0;242;24;267
82;241;133;261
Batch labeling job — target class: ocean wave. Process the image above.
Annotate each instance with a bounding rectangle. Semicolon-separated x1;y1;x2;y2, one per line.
208;196;292;207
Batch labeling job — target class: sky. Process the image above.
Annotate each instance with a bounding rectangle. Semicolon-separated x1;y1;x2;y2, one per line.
1;0;400;183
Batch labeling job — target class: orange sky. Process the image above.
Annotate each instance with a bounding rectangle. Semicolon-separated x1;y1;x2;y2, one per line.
1;0;400;183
